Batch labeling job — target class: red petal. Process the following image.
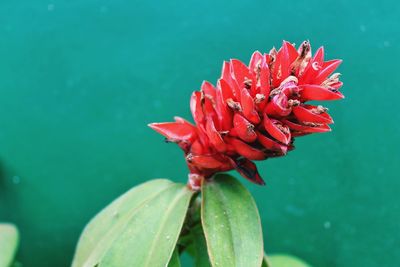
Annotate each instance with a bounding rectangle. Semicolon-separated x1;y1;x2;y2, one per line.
228;137;266;160
233;113;257;143
264;53;273;65
331;81;343;90
190;91;210;146
249;51;263;71
215;82;233;130
257;61;271;111
265;93;292;117
284;41;299;62
299;66;318;85
231;59;251;86
190;140;205;155
203;95;216;115
258;62;270;94
148;121;196;141
221;61;230;80
292;105;333;124
201;81;216;99
313;47;325;65
283;120;331;133
187;154;223;169
203;96;219;127
271;43;288;87
299;47;324;84
313;59;342;85
221;61;241;99
231;157;265;185
218;78;235;102
173;116;195;126
206;118;226;152
299;85;344;101
190;91;205;125
241;88;260;124
263;115;291;144
257;132;288;154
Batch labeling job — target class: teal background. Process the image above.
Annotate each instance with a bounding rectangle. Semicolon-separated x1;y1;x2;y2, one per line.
0;0;399;266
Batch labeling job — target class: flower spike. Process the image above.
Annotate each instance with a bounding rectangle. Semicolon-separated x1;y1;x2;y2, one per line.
150;41;344;188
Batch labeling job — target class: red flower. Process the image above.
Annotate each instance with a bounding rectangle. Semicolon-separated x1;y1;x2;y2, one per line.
149;41;343;190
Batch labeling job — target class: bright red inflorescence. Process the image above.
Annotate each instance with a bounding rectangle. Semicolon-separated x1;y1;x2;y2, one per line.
149;41;344;190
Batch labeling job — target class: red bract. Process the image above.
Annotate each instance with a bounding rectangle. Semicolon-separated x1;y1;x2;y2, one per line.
149;41;344;190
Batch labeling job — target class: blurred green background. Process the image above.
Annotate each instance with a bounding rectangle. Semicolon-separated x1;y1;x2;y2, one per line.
0;0;399;266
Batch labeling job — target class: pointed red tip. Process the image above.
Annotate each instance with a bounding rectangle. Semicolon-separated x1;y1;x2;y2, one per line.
148;121;196;141
148;122;157;129
232;158;266;185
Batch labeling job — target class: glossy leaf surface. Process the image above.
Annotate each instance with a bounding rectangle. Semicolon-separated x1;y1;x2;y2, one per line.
191;224;212;267
0;224;19;267
167;249;181;267
72;179;193;267
201;174;263;267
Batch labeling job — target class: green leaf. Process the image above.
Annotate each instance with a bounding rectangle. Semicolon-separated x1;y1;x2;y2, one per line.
261;254;271;267
10;262;23;267
191;224;212;267
268;254;311;267
72;179;194;267
167;249;181;267
0;223;19;267
201;174;263;267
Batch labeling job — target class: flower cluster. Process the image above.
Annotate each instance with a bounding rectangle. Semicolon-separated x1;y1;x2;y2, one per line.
149;41;343;190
